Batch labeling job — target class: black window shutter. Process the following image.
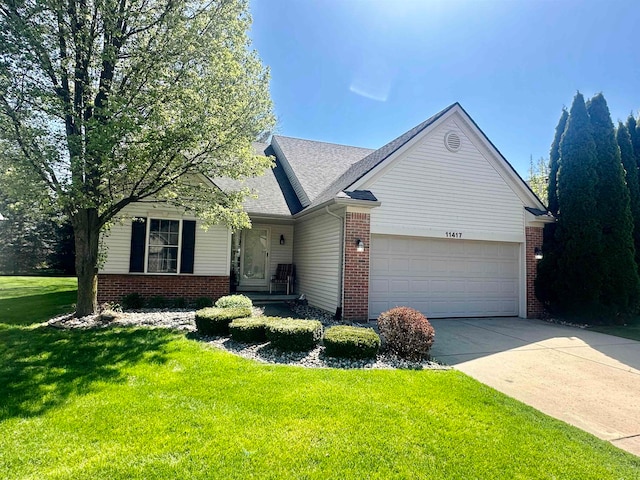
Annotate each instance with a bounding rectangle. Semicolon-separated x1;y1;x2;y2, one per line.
180;220;196;274
129;218;147;273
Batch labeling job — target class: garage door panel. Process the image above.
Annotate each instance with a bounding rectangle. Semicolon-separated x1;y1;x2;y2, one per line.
390;279;410;292
370;279;389;293
371;257;389;274
412;280;429;292
370;235;520;319
430;259;449;274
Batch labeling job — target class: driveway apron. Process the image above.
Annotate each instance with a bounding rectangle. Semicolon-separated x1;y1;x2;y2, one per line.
429;317;640;457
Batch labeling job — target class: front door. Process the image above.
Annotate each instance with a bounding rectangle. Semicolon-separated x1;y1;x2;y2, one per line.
240;228;270;288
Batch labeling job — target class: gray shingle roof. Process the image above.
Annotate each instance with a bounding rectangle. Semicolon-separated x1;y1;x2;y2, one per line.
212;143;299;216
309;103;458;208
272;136;374;204
342;190;378;202
525;207;552;217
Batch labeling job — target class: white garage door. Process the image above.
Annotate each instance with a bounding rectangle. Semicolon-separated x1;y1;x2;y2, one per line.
369;235;520;319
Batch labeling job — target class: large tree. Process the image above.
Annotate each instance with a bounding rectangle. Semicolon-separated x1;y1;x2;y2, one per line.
627;114;640;170
0;0;275;315
554;92;601;313
617;122;640;272
587;94;639;313
547;107;568;216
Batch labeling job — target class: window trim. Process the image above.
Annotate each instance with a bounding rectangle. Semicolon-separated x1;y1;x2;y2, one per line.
144;217;183;275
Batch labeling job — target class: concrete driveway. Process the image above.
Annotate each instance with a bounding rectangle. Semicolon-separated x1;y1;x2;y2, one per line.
429;317;640;456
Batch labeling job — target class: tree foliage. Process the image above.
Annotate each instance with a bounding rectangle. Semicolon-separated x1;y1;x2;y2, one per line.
527;156;549;206
553;92;601;313
0;0;275;314
587;94;638;312
547;107;568;216
538;93;640;321
616;122;640;271
627;114;640;170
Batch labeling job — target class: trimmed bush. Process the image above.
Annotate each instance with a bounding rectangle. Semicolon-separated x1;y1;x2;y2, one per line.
194;307;252;336
121;292;144;310
172;297;187;308
147;296;168;308
323;326;380;359
377;307;435;360
215;294;253;309
266;318;323;351
195;297;213;309
230;317;277;343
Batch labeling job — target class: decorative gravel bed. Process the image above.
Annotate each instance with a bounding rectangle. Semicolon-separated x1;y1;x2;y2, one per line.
43;305;448;371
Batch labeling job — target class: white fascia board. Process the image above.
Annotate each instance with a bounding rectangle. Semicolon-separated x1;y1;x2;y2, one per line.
525;210;555;226
247;214;295;225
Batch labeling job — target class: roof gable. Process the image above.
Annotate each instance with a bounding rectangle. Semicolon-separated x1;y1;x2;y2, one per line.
272;136;373;207
212;143;300;217
308;104;458;208
346;104;546;211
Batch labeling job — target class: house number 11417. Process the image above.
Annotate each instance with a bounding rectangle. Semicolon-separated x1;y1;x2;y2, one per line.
445;232;462;238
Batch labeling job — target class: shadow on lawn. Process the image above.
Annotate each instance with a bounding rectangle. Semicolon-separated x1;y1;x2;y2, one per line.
0;291;77;326
0;324;175;420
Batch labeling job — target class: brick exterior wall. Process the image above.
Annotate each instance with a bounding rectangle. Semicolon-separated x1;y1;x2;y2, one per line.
97;274;229;304
525;226;545;318
343;212;370;322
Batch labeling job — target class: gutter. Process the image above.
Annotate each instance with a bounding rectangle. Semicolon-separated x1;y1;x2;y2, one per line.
292;196;381;220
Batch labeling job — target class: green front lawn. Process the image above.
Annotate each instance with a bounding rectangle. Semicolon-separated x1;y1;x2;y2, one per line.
1;277;638;479
0;276;77;325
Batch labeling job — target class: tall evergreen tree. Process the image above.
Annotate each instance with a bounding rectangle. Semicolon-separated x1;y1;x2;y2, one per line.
617;122;640;272
554;92;602;313
626;115;640;170
587;94;639;313
547;108;568;215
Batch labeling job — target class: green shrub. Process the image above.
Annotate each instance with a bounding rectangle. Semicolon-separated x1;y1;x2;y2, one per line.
215;294;253;309
172;297;187;308
121;292;144;310
323;326;380;359
378;307;435;360
194;307;252;336
266;318;323;351
229;317;277;343
195;297;214;309
147;296;168;308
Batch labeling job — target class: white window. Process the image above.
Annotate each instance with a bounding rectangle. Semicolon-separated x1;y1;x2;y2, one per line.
147;219;180;273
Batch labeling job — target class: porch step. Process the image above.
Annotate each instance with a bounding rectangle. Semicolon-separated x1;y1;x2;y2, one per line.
243;292;299;303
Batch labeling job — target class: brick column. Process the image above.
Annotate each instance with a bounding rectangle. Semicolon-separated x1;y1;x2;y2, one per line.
343;212;370;322
525;226;544;318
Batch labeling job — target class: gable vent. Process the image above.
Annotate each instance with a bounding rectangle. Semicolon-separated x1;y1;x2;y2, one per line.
445;131;461;152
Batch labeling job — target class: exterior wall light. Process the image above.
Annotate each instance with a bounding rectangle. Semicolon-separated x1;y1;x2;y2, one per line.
280;234;285;245
356;239;365;252
534;247;543;260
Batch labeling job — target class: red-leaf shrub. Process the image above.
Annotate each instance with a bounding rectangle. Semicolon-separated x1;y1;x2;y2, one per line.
377;307;435;360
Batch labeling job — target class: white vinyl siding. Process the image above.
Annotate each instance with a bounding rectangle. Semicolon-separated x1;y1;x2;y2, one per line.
100;202;230;275
362;118;525;242
370;235;520;319
293;212;342;314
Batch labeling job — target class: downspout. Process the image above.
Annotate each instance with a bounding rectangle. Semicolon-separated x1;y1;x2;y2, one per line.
326;206;344;320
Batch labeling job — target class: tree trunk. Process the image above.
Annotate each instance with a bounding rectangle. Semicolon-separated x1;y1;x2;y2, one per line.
73;208;100;316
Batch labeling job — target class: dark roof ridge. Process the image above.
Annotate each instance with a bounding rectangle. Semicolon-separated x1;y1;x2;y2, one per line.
308;103;459;208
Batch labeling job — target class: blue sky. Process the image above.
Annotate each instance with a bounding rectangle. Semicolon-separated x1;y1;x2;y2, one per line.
249;0;640;178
